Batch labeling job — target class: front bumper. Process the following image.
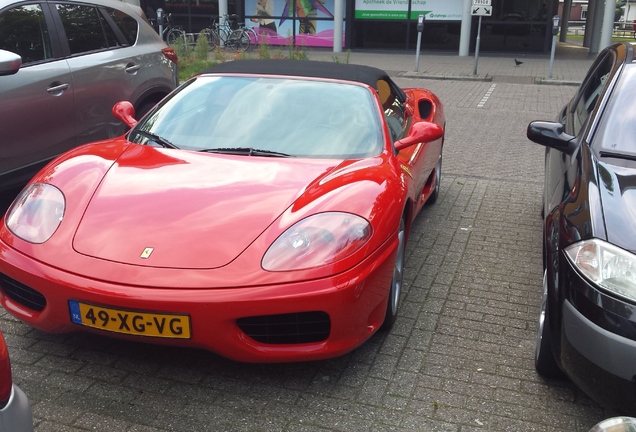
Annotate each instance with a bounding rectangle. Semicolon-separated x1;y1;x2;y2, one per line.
0;385;33;432
560;260;636;412
0;238;396;363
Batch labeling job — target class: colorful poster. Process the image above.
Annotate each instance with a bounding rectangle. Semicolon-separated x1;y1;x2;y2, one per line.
245;0;345;47
355;0;463;20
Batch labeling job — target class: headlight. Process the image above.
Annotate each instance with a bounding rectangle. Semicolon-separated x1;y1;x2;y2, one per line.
262;212;372;271
5;183;65;244
565;239;636;303
589;417;636;432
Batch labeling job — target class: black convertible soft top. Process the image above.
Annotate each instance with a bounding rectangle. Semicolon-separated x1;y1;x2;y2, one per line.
200;59;407;101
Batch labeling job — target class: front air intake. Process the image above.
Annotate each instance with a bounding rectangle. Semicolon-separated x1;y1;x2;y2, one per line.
0;273;46;312
237;311;330;344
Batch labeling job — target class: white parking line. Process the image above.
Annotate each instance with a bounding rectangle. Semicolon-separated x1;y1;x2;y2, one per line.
477;83;497;108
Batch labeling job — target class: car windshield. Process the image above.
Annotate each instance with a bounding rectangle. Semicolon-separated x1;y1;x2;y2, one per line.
130;75;385;159
593;64;636;157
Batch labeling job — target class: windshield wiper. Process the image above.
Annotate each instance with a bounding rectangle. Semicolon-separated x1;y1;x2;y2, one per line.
199;147;291;157
599;150;636;162
134;130;180;149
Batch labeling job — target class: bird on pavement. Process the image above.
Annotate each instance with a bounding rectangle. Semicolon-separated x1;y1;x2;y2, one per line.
514;59;523;66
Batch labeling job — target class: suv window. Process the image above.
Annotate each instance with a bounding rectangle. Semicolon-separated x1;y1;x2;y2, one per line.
56;3;120;54
105;7;138;46
0;4;53;64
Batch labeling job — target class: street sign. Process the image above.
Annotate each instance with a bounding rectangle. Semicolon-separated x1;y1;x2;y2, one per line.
472;0;491;5
471;6;492;16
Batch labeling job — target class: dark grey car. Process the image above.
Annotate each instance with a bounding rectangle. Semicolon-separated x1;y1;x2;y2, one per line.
529;42;636;412
0;0;178;190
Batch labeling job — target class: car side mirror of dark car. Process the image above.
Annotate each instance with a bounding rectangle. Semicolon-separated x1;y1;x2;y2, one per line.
395;121;444;151
527;121;577;154
112;101;138;129
0;49;21;76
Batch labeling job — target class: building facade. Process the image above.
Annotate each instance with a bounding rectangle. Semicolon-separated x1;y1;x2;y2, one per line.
145;0;562;52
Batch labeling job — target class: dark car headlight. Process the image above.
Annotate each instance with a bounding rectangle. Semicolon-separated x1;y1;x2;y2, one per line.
5;183;65;244
262;212;372;272
565;239;636;303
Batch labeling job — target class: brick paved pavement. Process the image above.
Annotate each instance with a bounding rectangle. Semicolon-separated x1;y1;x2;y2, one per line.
306;41;594;85
1;43;622;431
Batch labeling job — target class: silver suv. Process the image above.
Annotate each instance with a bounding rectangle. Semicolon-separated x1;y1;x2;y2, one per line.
0;0;178;190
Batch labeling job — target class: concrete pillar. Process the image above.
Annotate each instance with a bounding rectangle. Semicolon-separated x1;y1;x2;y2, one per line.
583;0;596;47
583;0;603;48
459;0;472;56
333;0;343;52
219;0;228;27
589;0;604;54
599;0;616;51
560;0;572;42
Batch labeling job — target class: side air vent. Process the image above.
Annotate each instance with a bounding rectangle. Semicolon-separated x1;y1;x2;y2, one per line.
418;99;433;120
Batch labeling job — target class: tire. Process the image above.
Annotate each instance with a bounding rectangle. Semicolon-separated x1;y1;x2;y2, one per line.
135;100;158;120
220;28;231;46
229;30;249;52
427;152;442;205
247;28;258;45
535;270;564;378
204;29;219;50
239;30;251;51
166;28;187;51
165;28;179;46
381;217;407;331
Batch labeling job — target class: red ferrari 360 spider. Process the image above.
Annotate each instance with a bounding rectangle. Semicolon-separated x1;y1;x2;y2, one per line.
0;60;445;362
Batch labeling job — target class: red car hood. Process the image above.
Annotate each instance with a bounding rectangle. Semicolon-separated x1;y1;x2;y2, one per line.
72;145;338;269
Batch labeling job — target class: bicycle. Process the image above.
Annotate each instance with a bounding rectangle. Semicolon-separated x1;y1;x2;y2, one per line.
205;14;250;52
150;13;188;50
237;22;259;45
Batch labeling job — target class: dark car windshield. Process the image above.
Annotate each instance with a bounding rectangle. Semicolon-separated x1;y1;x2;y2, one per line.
131;75;384;159
593;64;636;156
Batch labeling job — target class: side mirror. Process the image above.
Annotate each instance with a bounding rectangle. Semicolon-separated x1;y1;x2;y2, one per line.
0;49;21;76
527;121;576;154
112;101;138;129
395;121;443;151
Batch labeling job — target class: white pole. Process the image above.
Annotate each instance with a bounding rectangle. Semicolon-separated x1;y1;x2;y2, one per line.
459;0;472;56
473;15;482;75
218;0;228;48
333;0;344;52
599;0;616;51
549;33;557;78
219;0;228;27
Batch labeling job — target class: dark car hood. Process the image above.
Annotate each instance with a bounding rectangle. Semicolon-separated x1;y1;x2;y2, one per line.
72;145;341;269
597;160;636;253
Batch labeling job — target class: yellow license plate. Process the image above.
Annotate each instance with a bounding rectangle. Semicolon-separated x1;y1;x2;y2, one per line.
69;300;191;339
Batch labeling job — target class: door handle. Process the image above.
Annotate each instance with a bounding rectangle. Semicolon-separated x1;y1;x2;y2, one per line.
125;63;141;73
47;82;70;95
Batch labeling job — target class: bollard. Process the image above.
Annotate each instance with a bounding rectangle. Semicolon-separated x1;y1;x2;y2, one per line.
415;15;425;72
549;15;560;79
157;8;164;39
